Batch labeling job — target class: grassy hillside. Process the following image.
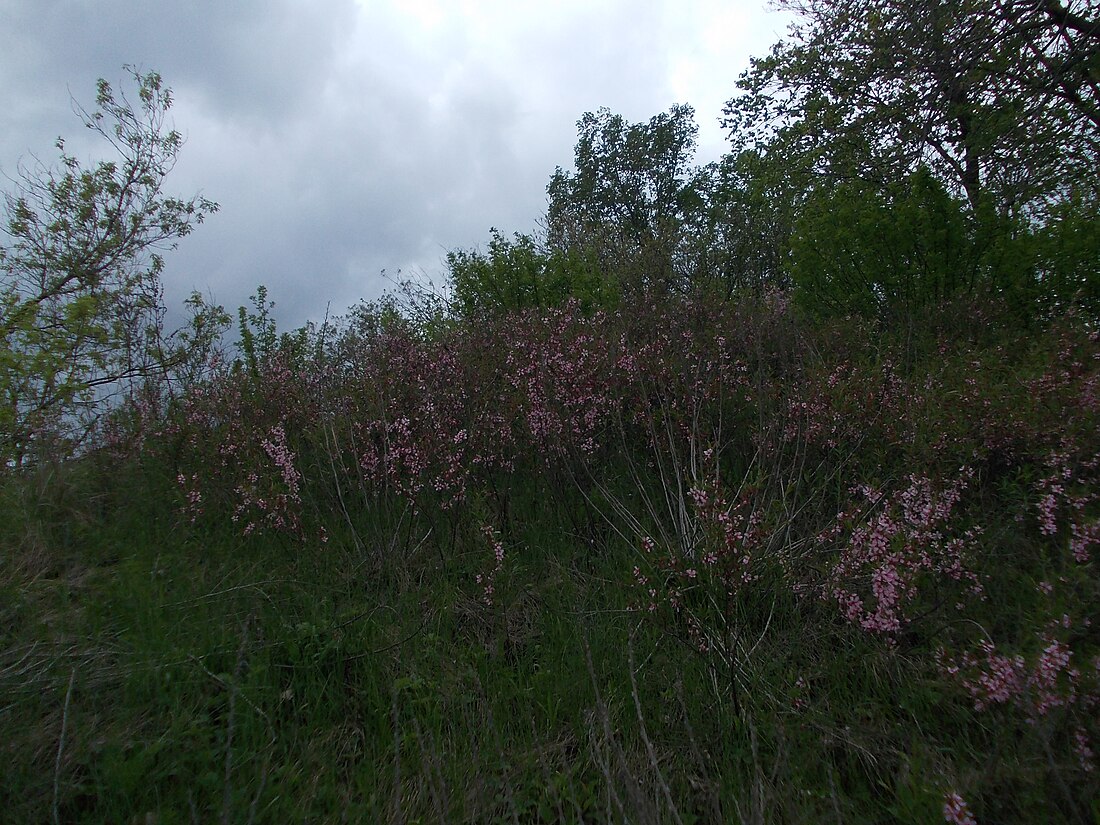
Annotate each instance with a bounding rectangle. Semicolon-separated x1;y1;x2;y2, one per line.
2;292;1098;823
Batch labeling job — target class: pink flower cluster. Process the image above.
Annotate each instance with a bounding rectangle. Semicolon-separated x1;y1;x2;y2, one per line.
503;304;621;457
1036;447;1100;563
474;524;506;606
177;473;203;523
825;470;982;634
942;791;977;825
939;640;1026;711
168;350;323;542
939;614;1097;759
687;480;766;590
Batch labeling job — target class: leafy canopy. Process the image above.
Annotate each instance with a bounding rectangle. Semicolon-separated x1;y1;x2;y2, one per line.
0;67;219;465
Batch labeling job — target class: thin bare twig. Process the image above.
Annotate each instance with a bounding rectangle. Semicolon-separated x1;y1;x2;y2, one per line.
52;667;76;825
581;633;628;823
628;634;684;825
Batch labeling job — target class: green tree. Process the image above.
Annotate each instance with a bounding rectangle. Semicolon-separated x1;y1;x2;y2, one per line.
990;0;1100;130
0;67;218;465
724;0;1099;216
546;105;714;295
1028;190;1100;316
446;229;614;317
687;147;807;298
788;168;1027;319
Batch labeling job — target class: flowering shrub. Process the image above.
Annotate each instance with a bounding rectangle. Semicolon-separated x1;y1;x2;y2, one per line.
474;523;506;606
169;350;318;541
135;286;1099;817
348;329;482;508
502;303;621;458
822;470;983;636
629;471;775;658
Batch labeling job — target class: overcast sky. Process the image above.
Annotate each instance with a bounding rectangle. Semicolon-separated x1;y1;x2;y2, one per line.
1;0;790;330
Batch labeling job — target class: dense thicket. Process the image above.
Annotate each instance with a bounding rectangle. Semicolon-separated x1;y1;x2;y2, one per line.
81;287;1094;822
2;2;1099;821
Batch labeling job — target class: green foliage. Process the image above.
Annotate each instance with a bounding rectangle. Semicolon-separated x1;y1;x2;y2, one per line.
0;67;217;465
162;291;232;391
446;228;616;317
693;148;801;297
1029;191;1100;317
790;169;994;317
725;0;1100;215
715;0;1100;325
234;284;327;379
546;105;716;295
789;168;1100;323
236;285;279;377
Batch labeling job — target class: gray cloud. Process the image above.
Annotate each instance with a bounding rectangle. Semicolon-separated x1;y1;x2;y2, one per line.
1;0;790;331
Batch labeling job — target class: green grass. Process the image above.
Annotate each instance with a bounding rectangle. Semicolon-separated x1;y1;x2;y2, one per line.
0;452;1095;823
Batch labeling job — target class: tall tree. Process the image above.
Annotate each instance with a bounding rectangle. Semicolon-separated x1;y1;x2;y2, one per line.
724;0;1100;216
993;0;1100;130
1;68;218;465
546;105;714;294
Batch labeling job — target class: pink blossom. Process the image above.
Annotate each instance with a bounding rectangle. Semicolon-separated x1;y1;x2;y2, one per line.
943;791;977;825
1074;728;1094;772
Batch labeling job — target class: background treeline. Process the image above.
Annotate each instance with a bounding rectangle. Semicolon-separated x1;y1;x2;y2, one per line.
2;2;1099;823
451;0;1099;324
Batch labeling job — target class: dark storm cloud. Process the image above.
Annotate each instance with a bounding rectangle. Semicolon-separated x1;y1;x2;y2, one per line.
0;0;789;331
0;0;356;124
1;0;363;326
161;17;541;328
